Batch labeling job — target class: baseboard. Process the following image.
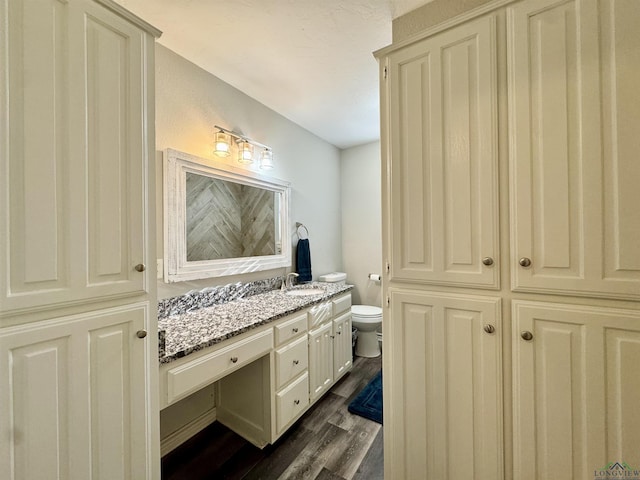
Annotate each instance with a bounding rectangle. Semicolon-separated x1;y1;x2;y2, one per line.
160;407;217;456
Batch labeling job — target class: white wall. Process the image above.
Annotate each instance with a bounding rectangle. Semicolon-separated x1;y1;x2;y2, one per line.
340;141;383;307
155;45;343;300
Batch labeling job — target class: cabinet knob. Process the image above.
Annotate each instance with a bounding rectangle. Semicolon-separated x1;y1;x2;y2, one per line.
337;330;342;335
483;324;495;334
293;360;299;365
294;399;300;405
136;330;147;339
230;356;238;363
482;257;494;266
134;263;146;272
521;331;534;341
292;328;299;333
519;257;532;268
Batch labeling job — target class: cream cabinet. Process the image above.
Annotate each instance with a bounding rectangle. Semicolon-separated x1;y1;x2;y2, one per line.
0;0;160;478
508;0;640;300
0;304;152;480
333;312;352;381
0;0;160;315
512;301;640;479
385;14;499;289
308;320;334;402
332;293;353;382
386;290;503;480
181;293;353;449
377;0;640;479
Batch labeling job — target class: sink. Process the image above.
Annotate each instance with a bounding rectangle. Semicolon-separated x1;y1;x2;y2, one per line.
286;288;325;297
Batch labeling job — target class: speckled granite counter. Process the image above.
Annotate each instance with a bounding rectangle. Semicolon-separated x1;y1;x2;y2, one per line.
158;282;352;364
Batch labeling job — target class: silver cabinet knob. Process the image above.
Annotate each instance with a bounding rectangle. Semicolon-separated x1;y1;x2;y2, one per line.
482;257;494;266
292;328;299;333
294;399;300;405
134;263;146;272
521;331;534;341
230;356;238;363
483;325;495;334
136;330;147;339
519;257;532;268
293;359;299;365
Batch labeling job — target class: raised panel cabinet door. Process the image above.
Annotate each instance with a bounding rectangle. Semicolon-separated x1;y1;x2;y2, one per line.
508;0;639;299
333;312;352;380
386;14;499;288
0;303;152;480
308;321;334;402
512;300;640;480
0;0;156;315
386;289;503;480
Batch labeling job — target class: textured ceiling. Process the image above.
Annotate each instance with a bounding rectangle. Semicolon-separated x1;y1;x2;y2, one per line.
118;0;432;149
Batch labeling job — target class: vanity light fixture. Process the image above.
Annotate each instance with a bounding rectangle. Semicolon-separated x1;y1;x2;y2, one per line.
237;140;254;164
214;125;274;168
213;130;232;157
260;148;274;170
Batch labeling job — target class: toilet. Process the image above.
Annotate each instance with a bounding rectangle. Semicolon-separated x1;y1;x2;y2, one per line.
351;305;383;358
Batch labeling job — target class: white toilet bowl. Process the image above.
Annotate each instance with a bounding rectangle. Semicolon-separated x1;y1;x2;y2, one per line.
351;305;383;358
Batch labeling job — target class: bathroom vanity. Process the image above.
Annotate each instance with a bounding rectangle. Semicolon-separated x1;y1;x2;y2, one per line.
158;283;352;448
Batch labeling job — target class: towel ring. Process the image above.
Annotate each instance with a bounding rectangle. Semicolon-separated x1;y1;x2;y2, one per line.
296;222;309;239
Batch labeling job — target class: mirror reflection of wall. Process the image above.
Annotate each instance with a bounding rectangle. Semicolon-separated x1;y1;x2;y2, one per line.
185;172;278;261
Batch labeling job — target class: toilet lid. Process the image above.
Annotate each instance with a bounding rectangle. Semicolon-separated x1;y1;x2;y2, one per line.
351;305;382;317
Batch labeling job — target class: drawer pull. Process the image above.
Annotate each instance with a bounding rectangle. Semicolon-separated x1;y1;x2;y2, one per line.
293;359;299;365
294;399;300;405
337;330;341;335
292;328;299;333
230;356;238;363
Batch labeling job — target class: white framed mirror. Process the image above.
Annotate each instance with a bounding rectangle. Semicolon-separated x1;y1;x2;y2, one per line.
163;148;291;282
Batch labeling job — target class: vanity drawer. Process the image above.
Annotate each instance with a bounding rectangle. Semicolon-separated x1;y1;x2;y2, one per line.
308;301;332;329
166;329;273;404
275;335;308;389
333;293;352;316
276;372;310;434
274;312;307;346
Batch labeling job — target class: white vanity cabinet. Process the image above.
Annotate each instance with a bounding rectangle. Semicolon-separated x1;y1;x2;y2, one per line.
273;311;309;436
332;294;353;381
308;302;335;402
160;291;353;450
0;0;161;478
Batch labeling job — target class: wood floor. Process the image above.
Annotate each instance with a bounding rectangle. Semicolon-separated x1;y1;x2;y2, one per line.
162;355;383;480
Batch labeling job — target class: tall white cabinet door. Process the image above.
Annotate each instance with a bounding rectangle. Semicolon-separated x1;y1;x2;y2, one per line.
0;0;152;315
0;304;152;480
508;0;640;300
386;14;499;289
599;0;640;299
333;312;352;381
386;290;503;480
308;322;334;402
512;301;640;480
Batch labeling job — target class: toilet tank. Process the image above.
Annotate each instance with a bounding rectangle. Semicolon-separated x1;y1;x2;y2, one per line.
318;272;347;284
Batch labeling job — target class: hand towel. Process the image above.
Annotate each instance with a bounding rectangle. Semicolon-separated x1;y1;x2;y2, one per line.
296;238;312;282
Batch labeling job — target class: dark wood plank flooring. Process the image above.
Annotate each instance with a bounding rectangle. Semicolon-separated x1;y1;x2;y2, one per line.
162;355;383;480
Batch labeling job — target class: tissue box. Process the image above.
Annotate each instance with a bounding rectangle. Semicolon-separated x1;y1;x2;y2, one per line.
318;272;347;284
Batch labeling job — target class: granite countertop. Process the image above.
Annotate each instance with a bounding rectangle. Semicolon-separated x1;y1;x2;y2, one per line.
158;282;353;364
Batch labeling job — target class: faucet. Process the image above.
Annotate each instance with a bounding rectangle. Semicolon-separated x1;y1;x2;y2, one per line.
281;272;299;291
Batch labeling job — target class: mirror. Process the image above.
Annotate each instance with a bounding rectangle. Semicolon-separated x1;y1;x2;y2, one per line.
164;148;291;282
